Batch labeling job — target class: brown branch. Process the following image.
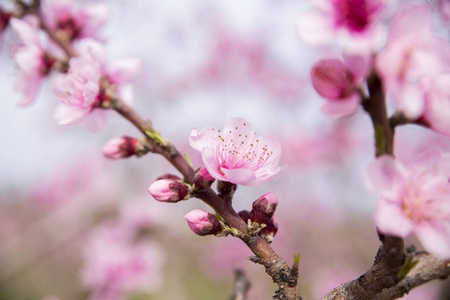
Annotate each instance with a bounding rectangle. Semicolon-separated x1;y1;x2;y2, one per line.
322;70;450;299
374;252;450;300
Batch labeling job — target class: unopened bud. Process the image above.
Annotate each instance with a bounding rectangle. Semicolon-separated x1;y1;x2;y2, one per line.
250;192;278;224
193;167;215;189
147;179;189;203
238;210;251;223
102;136;140;159
311;59;355;100
184;209;223;236
259;217;278;240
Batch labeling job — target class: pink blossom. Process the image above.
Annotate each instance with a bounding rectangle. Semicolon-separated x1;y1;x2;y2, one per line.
189;117;282;186
52;39;141;126
184;209;223;236
419;74;450;136
311;57;368;117
296;0;387;55
366;148;450;257
82;222;164;299
10;16;63;106
376;5;450;118
40;0;109;41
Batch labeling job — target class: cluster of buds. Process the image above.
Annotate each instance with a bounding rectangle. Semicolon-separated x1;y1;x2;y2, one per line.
239;193;279;243
147;174;190;203
102;136;150;159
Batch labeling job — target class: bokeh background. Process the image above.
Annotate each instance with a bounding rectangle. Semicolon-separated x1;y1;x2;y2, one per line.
1;0;449;299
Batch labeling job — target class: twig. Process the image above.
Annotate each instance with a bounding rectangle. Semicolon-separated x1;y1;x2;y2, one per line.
230;269;251;300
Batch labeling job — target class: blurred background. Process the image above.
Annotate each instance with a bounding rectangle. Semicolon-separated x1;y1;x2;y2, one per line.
0;0;449;299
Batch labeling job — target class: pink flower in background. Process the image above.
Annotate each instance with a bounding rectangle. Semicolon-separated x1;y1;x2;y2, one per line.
296;0;387;55
310;57;370;117
189;117;282;186
419;74;450;136
10;16;63;105
52;39;141;126
82;222;164;299
376;5;450;118
366;148;450;257
40;0;109;41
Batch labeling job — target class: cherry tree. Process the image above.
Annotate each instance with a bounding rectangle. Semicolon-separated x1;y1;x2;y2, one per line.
0;0;449;299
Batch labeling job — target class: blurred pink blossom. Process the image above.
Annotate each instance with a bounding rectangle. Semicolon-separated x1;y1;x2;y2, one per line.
40;0;108;41
189;117;282;186
367;148;450;257
102;136;140;159
52;39;140;127
311;57;370;117
419;74;450;136
376;5;450;118
82;221;164;299
10;15;64;105
296;0;387;55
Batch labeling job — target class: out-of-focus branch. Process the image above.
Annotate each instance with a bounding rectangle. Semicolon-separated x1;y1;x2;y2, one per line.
230;269;251;300
374;252;450;300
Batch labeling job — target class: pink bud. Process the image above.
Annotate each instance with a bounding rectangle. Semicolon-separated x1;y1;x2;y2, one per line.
250;192;278;224
259;217;278;239
311;59;355;100
193;167;215;189
184;209;223;236
147;179;189;203
102;136;139;159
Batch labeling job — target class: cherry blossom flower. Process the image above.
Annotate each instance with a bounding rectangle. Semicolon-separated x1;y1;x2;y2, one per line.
419;74;450;136
52;39;141;126
10;16;64;106
376;5;450;118
366;148;450;257
296;0;387;55
40;0;109;41
189;117;282;186
310;57;370;117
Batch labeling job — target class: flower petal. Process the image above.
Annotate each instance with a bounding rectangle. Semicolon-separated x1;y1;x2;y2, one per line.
375;199;413;237
366;155;408;200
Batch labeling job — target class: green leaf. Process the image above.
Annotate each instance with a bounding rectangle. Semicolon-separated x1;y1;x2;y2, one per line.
398;256;418;278
142;125;166;145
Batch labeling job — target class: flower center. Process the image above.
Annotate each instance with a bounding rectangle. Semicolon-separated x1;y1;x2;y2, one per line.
212;126;274;172
332;0;375;32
